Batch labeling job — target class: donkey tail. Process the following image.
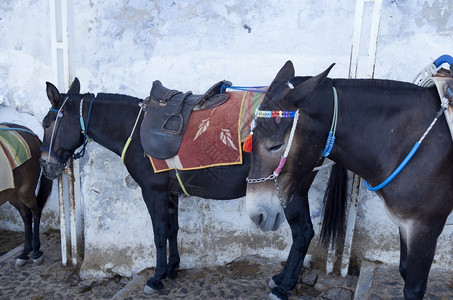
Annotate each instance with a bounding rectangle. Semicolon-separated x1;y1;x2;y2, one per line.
320;163;348;248
37;173;53;210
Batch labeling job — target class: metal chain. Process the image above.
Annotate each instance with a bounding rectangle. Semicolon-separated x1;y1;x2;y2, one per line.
273;176;287;208
245;174;276;183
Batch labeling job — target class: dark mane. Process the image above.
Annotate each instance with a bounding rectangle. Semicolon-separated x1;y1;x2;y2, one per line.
332;78;426;91
96;93;142;104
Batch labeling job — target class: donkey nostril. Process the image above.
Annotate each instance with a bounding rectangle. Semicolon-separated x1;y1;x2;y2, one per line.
272;212;282;231
258;213;264;225
250;211;267;227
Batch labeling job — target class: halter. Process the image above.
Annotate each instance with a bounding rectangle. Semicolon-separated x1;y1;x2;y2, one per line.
74;94;96;159
42;94;95;166
245;97;300;208
246;83;339;207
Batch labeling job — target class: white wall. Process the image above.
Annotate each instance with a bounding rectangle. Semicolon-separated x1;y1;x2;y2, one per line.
1;0;452;278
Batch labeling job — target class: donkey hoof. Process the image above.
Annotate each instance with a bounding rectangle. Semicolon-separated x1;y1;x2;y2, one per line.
144;284;159;295
267;292;284;300
33;254;44;265
268;278;278;289
15;258;29;267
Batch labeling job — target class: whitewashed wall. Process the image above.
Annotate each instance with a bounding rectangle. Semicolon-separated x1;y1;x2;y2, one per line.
1;0;452;278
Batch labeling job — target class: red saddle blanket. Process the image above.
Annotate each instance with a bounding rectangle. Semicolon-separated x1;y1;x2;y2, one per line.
149;90;264;173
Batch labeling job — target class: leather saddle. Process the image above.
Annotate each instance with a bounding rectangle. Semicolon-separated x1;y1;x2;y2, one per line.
140;80;232;159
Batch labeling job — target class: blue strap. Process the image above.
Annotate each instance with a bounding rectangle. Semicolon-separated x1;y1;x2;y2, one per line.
74;95;96;160
0;125;37;137
365;142;420;191
433;54;453;67
322;87;338;157
220;83;267;93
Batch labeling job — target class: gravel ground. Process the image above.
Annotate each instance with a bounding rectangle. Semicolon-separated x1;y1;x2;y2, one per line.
0;230;357;300
1;229;451;299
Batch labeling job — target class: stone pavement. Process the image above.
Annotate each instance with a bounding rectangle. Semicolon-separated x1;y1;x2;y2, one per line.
0;230;452;299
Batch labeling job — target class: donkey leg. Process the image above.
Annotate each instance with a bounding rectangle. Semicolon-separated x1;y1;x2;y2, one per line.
143;188;170;294
268;193;314;300
401;221;444;300
398;227;408;280
31;211;44;263
14;208;32;266
167;194;180;279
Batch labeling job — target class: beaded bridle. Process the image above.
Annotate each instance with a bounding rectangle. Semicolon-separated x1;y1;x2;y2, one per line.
245;82;339;208
245;102;300;208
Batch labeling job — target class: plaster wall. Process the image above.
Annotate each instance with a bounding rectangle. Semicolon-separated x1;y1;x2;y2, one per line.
1;0;452;278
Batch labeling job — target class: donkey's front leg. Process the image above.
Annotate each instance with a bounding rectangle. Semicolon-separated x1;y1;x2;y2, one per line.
268;193;314;300
401;220;444;300
142;188;169;294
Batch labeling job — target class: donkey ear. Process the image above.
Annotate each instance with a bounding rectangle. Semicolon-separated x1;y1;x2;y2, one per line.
46;82;61;108
286;63;335;107
67;77;80;95
270;61;295;86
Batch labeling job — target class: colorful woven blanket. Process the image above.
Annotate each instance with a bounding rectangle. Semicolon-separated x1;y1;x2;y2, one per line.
149;90;265;173
0;125;32;191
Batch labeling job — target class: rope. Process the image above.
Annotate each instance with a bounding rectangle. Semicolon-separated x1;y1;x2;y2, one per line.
175;168;191;197
0;125;38;138
321;87;338;157
121;102;144;165
221;83;268;93
46;96;69;164
365;103;448;191
74;95;96;160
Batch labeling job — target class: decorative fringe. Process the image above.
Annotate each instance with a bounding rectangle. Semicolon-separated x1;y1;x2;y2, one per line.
243;133;253;152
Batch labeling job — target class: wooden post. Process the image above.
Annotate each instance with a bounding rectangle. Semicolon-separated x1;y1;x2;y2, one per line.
49;0;82;266
326;0;383;276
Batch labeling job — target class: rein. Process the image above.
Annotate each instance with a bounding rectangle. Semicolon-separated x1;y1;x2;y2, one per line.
42;96;70;164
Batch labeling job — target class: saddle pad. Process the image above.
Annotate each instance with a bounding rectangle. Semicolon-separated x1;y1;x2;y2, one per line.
431;77;453;141
149;90;265;173
239;90;266;142
0;126;32;191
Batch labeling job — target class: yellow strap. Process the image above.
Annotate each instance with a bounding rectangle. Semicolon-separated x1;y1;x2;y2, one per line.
175;169;191;196
121;137;132;165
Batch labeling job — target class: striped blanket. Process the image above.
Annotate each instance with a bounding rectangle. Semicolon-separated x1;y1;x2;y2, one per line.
0;126;32;191
149;90;265;173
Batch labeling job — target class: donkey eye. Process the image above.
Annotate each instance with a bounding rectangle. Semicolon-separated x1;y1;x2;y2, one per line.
268;144;283;151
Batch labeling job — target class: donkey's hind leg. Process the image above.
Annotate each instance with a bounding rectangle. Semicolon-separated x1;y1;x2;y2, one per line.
31;209;43;264
167;193;180;279
401;220;445;300
10;199;33;267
